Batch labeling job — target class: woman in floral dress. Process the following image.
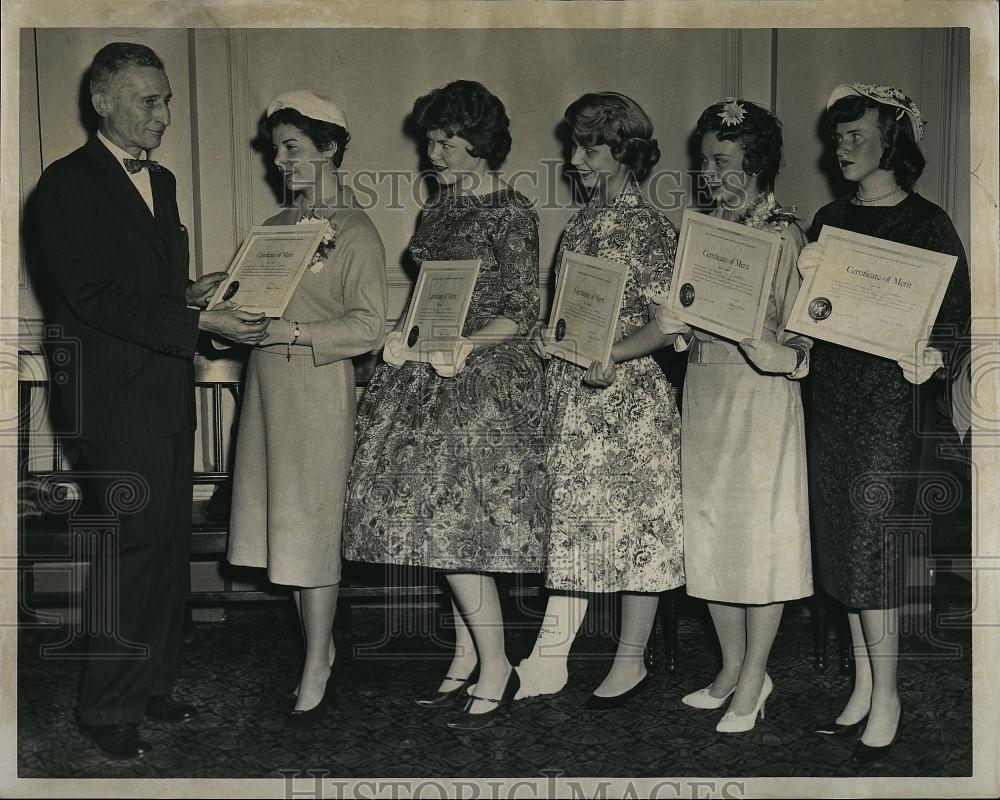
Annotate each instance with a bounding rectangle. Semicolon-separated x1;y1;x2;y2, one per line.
515;92;683;709
344;81;547;730
227;90;388;725
655;100;812;733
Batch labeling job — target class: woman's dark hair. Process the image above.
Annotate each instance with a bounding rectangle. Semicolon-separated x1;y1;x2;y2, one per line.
695;99;783;189
826;94;925;187
564;92;660;182
412;80;511;170
263;107;350;168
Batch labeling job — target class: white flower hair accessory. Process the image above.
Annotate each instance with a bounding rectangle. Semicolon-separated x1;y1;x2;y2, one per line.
826;83;926;141
717;98;747;127
297;214;337;272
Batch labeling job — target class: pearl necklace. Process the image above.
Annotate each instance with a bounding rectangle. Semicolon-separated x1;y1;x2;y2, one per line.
855;185;902;204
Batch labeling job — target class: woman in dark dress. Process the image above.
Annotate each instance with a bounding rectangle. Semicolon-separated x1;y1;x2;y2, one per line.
344;81;546;731
800;83;969;761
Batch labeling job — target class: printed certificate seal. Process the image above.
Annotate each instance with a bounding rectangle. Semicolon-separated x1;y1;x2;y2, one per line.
808;297;832;321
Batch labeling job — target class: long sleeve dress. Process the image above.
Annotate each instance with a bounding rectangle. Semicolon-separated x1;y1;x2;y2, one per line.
806;192;970;609
542;182;684;593
678;193;813;605
343;188;547;573
228;192;388;587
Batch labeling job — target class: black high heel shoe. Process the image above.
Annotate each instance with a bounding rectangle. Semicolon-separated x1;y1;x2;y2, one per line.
815;713;869;737
446;668;520;731
414;671;479;709
286;672;336;728
851;703;903;764
583;672;650;711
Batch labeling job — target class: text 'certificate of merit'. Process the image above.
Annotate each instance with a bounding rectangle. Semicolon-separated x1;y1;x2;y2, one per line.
208;223;328;317
544;251;629;369
665;210;783;342
785;226;956;361
400;259;481;362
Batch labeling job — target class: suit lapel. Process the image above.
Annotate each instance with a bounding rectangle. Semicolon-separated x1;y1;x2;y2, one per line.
85;137;171;268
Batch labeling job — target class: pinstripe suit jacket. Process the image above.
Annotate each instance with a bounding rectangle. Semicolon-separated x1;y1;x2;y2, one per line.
34;136;200;441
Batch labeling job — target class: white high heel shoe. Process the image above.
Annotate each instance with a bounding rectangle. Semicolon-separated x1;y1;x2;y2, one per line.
681;683;735;710
716;673;772;733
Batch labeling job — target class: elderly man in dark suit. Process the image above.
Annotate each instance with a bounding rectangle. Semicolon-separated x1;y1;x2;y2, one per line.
32;41;269;758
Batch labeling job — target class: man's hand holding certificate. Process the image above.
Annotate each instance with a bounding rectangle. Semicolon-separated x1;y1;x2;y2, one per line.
665;210;783;342
786;226;956;362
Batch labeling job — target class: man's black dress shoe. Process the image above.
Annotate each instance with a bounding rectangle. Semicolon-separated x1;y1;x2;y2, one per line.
583;673;651;711
146;694;198;722
79;722;152;759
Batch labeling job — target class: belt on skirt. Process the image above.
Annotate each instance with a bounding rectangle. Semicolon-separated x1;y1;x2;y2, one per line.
687;339;748;365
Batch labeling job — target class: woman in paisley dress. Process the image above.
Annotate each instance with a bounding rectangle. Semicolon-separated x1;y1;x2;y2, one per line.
655;100;812;733
515;93;684;709
227;90;388;725
343;81;546;730
799;84;969;760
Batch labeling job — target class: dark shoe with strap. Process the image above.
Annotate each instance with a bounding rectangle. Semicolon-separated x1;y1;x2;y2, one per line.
79;722;152;759
414;671;479;709
583;672;651;711
145;694;199;722
446;668;520;731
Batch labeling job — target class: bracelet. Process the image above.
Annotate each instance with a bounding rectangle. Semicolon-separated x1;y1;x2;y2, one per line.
788;343;807;374
286;320;301;362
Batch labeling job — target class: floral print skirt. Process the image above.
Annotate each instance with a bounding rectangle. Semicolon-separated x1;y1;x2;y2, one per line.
344;341;548;573
543;356;684;593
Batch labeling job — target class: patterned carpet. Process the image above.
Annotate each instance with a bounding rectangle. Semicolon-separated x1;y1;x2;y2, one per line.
17;588;972;780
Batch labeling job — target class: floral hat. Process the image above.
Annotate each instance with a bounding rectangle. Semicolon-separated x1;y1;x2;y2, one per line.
826;83;925;141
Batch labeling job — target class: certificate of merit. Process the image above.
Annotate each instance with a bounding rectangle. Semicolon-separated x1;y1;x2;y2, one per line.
665;210;783;342
544;251;629;369
208;223;328;317
785;225;956;361
400;259;481;361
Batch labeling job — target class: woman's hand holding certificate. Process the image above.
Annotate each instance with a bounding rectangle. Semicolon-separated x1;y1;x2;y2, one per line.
429;338;475;378
898;346;944;384
582;356;616;388
382;331;408;367
738;338;798;374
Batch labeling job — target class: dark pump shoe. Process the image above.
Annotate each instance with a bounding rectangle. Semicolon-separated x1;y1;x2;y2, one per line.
815;713;868;737
145;694;199;722
286;673;336;728
80;722;152;759
852;705;904;765
583;673;651;711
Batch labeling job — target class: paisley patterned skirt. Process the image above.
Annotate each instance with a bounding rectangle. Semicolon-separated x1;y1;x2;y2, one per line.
343;341;548;573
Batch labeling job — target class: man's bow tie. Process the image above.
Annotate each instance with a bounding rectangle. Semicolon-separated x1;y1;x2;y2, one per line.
123;158;162;174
